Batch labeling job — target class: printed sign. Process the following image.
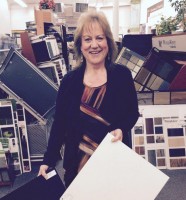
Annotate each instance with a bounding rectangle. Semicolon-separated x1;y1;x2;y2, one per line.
152;34;186;52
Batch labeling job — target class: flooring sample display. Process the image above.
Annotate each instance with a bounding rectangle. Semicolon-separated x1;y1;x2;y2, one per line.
115;47;145;79
122;34;154;57
170;65;186;90
137;92;153;105
132;104;186;170
137;90;186;106
115;47;147;91
171;91;186;104
153;92;171;105
61;133;169;200
134;47;182;91
0;48;58;124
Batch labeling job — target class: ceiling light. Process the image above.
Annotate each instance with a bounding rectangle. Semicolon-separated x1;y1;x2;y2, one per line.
14;0;27;7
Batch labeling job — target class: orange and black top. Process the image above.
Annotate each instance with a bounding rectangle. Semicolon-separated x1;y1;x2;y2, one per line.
77;83;111;172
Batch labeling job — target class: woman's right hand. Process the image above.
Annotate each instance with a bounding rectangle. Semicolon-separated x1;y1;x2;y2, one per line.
38;164;49;179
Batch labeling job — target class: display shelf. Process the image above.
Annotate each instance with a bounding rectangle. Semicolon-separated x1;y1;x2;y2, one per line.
38;61;61;86
122;34;154;57
15;103;31;173
25;21;37;36
132;104;186;169
44;23;69;69
115;47;184;92
11;30;24;48
134;47;182;91
0;48;58;125
31;35;60;64
0;143;12;186
117;34;186;92
0;99;22;176
38;57;67;86
53;57;67;80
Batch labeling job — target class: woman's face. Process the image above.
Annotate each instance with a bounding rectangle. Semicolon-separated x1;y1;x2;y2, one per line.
81;21;109;66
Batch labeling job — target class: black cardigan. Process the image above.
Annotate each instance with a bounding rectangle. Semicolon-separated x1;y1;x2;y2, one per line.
43;63;139;172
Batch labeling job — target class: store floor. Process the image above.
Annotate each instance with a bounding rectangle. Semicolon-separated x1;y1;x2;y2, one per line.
0;163;186;200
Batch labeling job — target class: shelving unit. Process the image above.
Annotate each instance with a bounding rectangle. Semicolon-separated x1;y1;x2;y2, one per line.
37;57;67;87
0;99;22;177
15;103;31;173
0;143;12;186
25;21;37;37
11;30;24;47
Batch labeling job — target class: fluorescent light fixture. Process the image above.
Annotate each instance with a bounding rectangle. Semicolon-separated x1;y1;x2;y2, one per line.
14;0;27;7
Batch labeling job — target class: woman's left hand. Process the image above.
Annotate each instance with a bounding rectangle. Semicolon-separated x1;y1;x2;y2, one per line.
111;129;123;142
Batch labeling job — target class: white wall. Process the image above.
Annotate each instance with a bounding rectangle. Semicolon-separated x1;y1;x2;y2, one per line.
100;5;131;36
0;0;11;34
140;0;177;33
163;0;177;18
10;4;38;31
119;6;131;35
140;0;160;25
100;7;113;29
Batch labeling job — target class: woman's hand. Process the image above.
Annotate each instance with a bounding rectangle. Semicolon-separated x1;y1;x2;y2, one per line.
111;129;123;142
38;165;49;179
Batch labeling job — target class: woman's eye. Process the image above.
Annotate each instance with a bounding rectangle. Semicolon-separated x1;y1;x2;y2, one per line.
84;38;91;42
97;37;104;41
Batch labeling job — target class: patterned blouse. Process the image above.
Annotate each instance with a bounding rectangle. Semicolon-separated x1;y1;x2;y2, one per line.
77;82;110;172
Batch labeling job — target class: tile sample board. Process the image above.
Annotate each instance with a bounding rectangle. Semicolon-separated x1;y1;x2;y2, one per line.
137;91;186;106
134;47;182;91
115;47;145;79
61;133;169;200
132;105;186;169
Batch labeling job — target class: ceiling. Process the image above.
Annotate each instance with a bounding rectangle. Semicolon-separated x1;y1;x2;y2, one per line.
7;0;131;6
7;0;39;5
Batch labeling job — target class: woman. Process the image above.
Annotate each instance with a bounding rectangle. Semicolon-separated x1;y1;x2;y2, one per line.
38;10;139;187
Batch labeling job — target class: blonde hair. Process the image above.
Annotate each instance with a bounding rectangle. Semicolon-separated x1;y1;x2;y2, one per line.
74;10;118;66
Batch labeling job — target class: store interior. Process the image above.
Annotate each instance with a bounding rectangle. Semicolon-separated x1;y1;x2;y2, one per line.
0;0;186;199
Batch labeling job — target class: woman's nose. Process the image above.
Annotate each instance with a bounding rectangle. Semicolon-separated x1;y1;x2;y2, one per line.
90;39;98;48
